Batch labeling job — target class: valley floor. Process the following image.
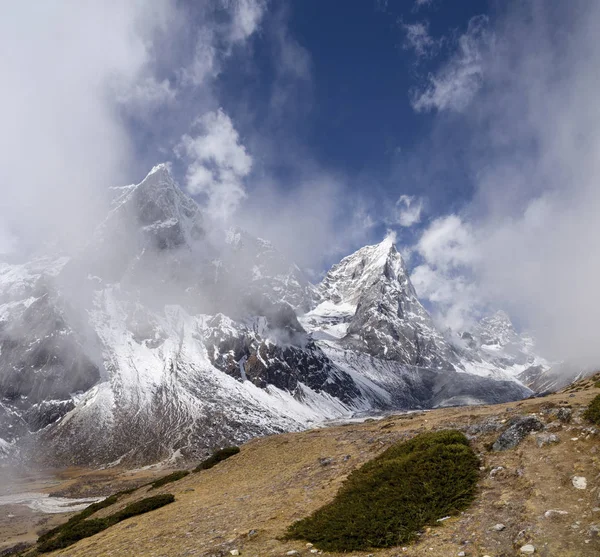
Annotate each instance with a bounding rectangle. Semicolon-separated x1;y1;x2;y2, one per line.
2;382;600;557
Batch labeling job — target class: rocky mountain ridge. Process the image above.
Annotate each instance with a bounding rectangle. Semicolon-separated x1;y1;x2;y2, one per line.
0;165;547;466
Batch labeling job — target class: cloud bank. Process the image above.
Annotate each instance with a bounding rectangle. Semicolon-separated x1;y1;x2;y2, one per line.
0;1;178;252
410;1;600;366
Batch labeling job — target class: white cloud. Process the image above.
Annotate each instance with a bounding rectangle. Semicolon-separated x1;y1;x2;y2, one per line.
0;1;178;252
401;21;438;59
410;215;480;331
176;109;252;221
393;195;423;227
116;76;177;112
417;215;475;271
0;225;16;256
413;0;434;9
235;170;377;271
179;28;219;87
411;15;491;112
411;263;479;332
409;1;600;366
229;0;267;43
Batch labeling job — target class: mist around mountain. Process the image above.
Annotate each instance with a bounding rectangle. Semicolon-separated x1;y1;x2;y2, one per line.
0;166;550;466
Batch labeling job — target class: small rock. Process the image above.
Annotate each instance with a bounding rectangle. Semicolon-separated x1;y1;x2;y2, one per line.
520;544;535;554
492;416;544;451
310;550;318;554
230;551;240;556
457;552;466;556
535;433;560;447
286;551;300;556
589;525;600;538
318;457;333;466
572;476;587;490
489;466;505;478
544;509;569;519
556;407;572;422
493;523;506;531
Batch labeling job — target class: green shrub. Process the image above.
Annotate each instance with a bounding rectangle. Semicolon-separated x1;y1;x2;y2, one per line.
194;446;240;472
285;430;479;552
150;470;190;489
111;494;175;521
38;518;114;552
36;494;121;543
362;429;469;471
584;393;600;424
37;494;175;553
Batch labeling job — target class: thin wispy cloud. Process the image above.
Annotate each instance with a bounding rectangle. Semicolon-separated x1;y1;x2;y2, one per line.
400;20;439;59
411;15;491;112
413;0;434;10
391;195;424;227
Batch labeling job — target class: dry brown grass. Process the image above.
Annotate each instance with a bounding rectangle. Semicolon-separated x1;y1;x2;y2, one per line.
4;383;600;557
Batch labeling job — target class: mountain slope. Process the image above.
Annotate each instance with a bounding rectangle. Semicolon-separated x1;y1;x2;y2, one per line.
4;384;598;557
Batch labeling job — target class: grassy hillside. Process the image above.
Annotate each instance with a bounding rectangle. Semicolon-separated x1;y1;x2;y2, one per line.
3;376;600;557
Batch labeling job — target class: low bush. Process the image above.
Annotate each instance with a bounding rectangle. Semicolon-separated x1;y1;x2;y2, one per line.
111;494;175;521
194;446;240;472
38;518;113;553
36;494;121;543
584;393;600;424
37;494;175;553
150;470;190;489
285;430;479;552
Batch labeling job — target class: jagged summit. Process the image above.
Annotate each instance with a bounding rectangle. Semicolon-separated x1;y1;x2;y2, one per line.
477;310;519;347
304;234;456;368
319;233;406;306
106;163;204;251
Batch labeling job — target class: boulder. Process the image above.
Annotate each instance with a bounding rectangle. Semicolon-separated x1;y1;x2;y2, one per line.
492;416;544;451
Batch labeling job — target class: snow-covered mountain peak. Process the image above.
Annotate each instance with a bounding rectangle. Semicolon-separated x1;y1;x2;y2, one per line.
477;310;518;348
94;163;204;263
318;236;408;306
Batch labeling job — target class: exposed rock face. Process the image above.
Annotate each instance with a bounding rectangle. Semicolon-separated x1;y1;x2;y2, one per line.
317;237;456;368
0;165;537;466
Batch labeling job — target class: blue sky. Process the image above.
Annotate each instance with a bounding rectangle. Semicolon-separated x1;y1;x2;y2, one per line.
128;0;492;253
2;0;600;364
